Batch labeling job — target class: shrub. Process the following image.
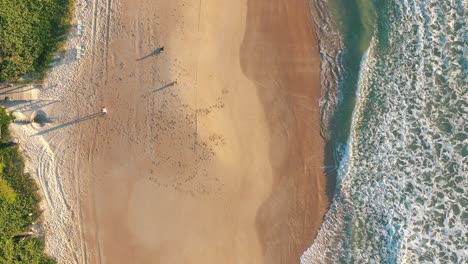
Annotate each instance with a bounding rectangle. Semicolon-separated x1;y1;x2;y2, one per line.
0;107;56;263
0;0;74;82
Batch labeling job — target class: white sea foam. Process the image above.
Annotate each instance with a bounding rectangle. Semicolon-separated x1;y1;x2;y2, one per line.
302;0;467;263
301;40;375;264
308;0;345;139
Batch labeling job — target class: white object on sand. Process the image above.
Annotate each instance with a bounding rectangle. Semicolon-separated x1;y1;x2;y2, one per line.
101;107;107;114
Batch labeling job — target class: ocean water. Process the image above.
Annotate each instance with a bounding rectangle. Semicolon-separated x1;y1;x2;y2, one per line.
302;0;467;263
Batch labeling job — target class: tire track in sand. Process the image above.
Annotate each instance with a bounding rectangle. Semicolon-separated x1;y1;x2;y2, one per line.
90;0;100;92
88;0;110;165
72;126;89;264
46;133;82;264
105;0;112;82
14;124;80;263
89;1;113;262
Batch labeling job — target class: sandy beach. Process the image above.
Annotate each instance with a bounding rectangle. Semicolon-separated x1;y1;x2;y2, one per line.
9;0;328;263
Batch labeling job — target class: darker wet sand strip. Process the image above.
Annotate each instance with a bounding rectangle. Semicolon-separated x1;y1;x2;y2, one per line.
241;0;329;262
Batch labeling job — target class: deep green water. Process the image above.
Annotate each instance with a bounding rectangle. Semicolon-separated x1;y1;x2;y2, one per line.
323;0;376;150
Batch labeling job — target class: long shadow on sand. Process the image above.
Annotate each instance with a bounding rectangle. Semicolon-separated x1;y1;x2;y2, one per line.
152;82;176;92
1;100;59;112
0;84;30;94
136;48;164;61
35;113;103;136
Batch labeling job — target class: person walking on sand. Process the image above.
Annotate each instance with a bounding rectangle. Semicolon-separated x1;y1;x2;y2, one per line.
173;80;178;85
159;46;165;53
101;107;107;114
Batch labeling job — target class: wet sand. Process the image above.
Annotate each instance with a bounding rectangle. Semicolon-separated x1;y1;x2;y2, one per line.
32;0;328;263
241;0;328;262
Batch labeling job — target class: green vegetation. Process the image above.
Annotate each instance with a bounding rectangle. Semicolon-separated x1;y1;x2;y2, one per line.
0;0;74;82
0;107;56;263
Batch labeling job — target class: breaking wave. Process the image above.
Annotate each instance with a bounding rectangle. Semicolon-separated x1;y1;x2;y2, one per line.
302;0;467;263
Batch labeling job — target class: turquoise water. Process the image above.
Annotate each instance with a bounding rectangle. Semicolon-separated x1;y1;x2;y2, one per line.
303;0;467;263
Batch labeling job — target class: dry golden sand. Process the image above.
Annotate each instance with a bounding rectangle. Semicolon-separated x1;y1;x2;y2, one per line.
11;0;327;263
81;0;328;262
